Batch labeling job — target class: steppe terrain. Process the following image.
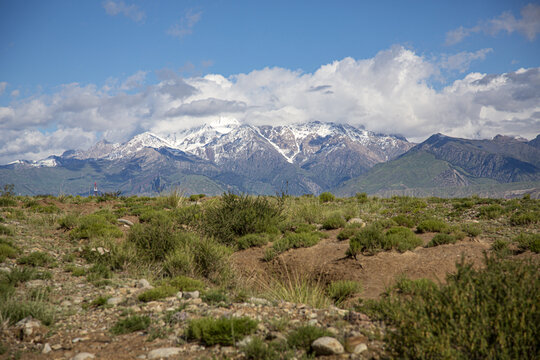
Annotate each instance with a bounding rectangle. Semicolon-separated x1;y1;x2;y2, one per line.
0;189;538;359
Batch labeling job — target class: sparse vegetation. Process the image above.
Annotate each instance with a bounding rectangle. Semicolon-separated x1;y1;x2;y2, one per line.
110;315;151;335
187;316;258;346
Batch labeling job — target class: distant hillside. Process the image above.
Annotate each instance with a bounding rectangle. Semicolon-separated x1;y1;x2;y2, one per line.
334;133;540;198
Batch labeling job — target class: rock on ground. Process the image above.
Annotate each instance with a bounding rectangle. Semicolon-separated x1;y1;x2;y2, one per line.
311;336;344;355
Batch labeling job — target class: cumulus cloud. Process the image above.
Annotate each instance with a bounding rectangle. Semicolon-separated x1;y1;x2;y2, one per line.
167;9;202;39
0;82;7;95
120;70;147;90
446;3;540;45
103;0;146;23
1;45;539;164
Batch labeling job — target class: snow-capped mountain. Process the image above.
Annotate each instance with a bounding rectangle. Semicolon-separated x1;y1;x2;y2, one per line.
2;121;414;195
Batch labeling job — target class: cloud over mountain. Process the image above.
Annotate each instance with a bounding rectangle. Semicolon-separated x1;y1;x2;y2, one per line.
0;45;539;164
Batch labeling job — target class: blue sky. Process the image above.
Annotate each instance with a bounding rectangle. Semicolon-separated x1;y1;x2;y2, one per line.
0;0;539;163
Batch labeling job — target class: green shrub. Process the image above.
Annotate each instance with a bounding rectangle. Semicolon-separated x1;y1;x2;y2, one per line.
478;204;504;219
491;239;510;257
70;213;122;240
0;267;38;286
17;251;55;267
425;233;456;247
327;280;361;306
514;233;540;253
236;233;272;250
391;215;415;228
510;212;540;226
385;226;423;252
263;274;331;309
355;192;368;203
347;226;387;257
461;223;481;237
64;265;85;277
358;256;539;359
91;295;111;308
58;214;78;230
416;219;449;233
287;325;333;352
337;227;360;241
0;243;17;262
241;336;282;360
167;275;205;291
201;193;283;245
187;316;258;346
318;192;335;203
321;212;346;230
86;263;112;282
128;216;180;262
0;198;17;207
138;285;177;302
392;277;438;296
0;298;55;325
0;225;14;236
270;231;322;257
202;289;229;304
110;315;150;335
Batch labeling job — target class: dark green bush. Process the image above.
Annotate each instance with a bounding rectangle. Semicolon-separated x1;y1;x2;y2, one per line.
461;223;481;237
58;214;78;230
514;233;540;253
347;226;387;257
425;233;456;247
510;211;539;226
321;213;346;230
167;275;205;291
0;198;17;207
236;233;272;250
201;193;283;245
202;289;229;304
17;251;55;267
391;215;415;228
337;227;360;241
358;256;539;359
70;213;122;240
138;285;177;302
416;219;448;233
241;336;283;360
0;243;17;262
110;315;150;335
287;325;332;352
0;225;14;236
491;239;510;257
478;204;505;219
128;216;180;262
318;192;335;203
271;231;323;257
385;226;423;252
187;316;258;346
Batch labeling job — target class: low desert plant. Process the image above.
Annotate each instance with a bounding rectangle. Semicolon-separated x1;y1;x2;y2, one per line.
321;212;346;230
187;316;258;346
461;223;481;237
425;233;456;247
327;280;361;306
138;285;177;302
416;219;449;233
318;192;335;203
110;315;150;335
514;233;540;253
510;211;539;226
0;225;14;237
358;256;539;359
236;233;272;250
478;204;505;220
391;215;415;228
17;251;55;267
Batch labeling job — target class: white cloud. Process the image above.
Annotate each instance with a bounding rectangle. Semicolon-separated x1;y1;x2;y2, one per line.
103;1;146;23
0;82;7;95
439;48;493;73
167;9;202;39
120;70;147;90
1;45;539;164
446;3;540;45
10;89;19;98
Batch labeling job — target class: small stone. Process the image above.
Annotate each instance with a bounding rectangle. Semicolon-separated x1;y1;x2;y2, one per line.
51;344;63;350
96;247;105;255
249;297;271;306
61;300;72;307
118;219;134;226
344;336;368;354
311;336;344;356
107;296;124;306
42;343;52;354
15;316;42;337
147;347;183;359
176;291;183;299
236;336;253;347
308;319;318;326
221;346;235;354
137;279;153;289
71;353;95;360
183;291;199;299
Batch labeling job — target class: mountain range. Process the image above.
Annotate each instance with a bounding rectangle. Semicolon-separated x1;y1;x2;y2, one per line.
1;120;538;198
